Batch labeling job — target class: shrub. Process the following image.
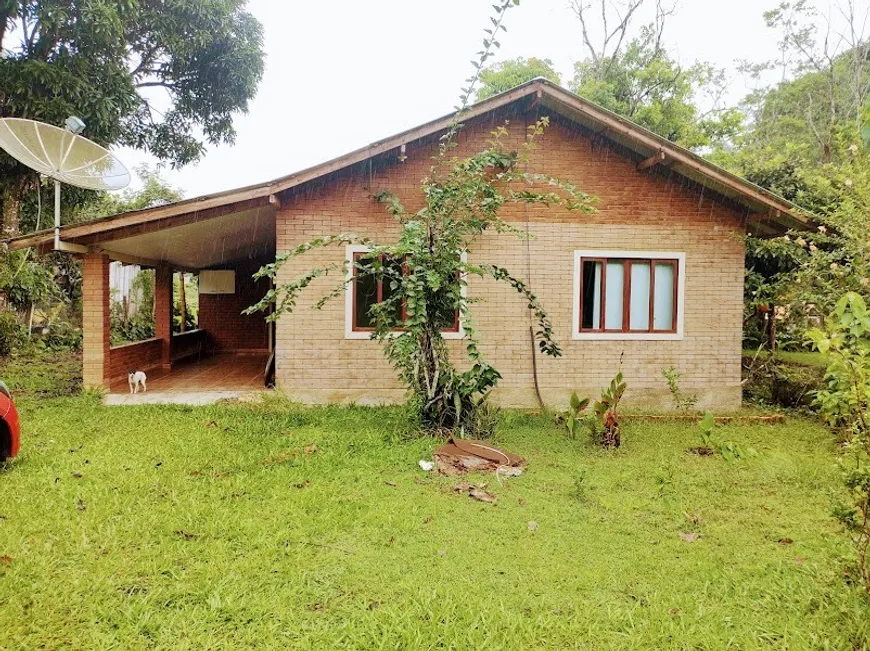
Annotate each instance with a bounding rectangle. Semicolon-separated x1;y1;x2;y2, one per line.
807;292;870;589
564;372;627;448
694;412;755;461
41;320;82;351
565;391;591;440
742;354;824;408
110;302;155;346
662;366;698;413
463;399;501;439
0;311;24;357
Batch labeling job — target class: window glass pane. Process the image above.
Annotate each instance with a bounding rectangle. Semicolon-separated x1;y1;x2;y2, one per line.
354;270;378;329
604;261;624;330
581;261;602;329
654;262;675;331
381;256;404;325
629;262;651;330
433;284;460;331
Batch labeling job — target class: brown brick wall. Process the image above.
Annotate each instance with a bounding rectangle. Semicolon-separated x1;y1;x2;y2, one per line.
198;258;271;354
82;253;110;388
274;107;747;410
108;338;163;383
154;266;173;368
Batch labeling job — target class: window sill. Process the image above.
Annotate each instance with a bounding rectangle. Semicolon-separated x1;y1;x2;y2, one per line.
345;330;465;341
573;332;683;341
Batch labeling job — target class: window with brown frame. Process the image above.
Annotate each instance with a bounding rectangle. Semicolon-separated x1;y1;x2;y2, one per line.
351;252;460;333
578;256;679;333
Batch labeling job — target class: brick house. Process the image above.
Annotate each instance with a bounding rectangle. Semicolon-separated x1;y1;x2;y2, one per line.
7;80;803;408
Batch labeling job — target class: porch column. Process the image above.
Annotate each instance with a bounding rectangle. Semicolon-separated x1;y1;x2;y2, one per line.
155;265;173;369
82;252;111;389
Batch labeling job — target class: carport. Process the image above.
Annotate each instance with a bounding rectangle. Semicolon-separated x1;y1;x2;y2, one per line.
8;191;278;399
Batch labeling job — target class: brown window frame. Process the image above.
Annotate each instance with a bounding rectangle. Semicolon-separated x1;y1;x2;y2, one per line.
578;256;679;334
351;252;460;334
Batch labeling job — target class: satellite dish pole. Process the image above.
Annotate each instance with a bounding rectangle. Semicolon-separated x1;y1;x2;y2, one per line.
0;116;131;253
52;179;88;252
53;116;89;253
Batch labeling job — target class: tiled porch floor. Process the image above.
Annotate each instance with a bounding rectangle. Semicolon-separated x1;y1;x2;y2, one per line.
110;353;269;394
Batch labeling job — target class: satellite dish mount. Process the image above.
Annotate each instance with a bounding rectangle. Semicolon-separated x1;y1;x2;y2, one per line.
0;117;130;253
50;178;86;253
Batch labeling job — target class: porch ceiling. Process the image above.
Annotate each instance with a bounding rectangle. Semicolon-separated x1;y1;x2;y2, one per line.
98;206;275;270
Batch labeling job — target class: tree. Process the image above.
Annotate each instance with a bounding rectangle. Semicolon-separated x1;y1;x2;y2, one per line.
0;0;264;236
569;0;741;150
762;1;869;165
713;2;870;350
715;2;870;204
249;118;594;434
476;57;561;100
247;1;597;435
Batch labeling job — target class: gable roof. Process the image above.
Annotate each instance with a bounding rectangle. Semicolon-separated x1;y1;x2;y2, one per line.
6;78;806;252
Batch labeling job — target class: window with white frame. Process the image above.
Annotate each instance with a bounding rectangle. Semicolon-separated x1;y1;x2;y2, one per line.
345;245;464;339
573;250;685;340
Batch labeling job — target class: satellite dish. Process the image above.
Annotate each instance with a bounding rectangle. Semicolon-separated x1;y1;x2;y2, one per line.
0;118;130;191
0;117;131;252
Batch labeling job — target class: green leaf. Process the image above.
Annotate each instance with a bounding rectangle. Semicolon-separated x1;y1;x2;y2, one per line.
700;412;715;432
570;391;582;411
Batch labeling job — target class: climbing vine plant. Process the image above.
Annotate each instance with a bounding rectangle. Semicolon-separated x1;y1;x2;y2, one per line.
247;0;597;433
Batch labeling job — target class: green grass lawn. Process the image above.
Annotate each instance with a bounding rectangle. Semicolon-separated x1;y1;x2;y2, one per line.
0;377;868;649
1;348;82;398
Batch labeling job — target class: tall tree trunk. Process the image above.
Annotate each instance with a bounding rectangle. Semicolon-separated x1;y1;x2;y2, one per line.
768;302;777;354
2;185;21;238
178;273;187;332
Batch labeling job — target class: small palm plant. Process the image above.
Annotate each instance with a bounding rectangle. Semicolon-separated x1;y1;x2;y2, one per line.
565;371;627;448
593;372;627;448
565;392;591;440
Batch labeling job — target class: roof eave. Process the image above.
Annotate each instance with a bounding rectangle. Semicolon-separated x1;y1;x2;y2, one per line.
4;78;808;251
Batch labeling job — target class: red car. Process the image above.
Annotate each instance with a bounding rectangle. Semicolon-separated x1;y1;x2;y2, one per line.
0;382;20;462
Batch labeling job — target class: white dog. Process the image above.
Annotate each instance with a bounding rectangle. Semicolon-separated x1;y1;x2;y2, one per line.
128;369;147;394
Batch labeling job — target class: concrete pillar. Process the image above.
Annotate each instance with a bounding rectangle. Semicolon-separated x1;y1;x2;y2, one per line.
155;266;173;368
82;253;111;389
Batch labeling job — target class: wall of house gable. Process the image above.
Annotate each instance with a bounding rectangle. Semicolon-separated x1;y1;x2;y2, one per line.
274;110;746;409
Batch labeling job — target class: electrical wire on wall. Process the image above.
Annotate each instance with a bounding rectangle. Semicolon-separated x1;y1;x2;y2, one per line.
524;104;546;410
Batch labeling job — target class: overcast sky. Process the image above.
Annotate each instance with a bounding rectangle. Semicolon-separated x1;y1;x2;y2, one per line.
119;0;854;198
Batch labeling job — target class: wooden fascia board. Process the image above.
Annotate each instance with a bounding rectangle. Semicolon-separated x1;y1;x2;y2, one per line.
8;195;271;250
73;199;271;247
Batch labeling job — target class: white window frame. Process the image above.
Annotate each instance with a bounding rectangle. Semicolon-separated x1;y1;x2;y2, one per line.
572;249;686;341
344;245;466;340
